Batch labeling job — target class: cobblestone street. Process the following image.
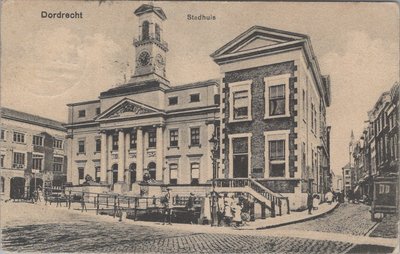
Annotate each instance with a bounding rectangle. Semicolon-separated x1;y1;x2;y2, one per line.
1;202;397;253
279;203;378;236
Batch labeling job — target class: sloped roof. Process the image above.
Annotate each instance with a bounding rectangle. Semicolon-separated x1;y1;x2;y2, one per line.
134;4;167;20
1;107;66;132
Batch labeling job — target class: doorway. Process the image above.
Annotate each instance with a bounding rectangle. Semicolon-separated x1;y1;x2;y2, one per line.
10;177;25;199
233;154;248;178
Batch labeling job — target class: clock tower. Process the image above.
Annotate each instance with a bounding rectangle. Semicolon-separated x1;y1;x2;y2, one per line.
129;3;169;85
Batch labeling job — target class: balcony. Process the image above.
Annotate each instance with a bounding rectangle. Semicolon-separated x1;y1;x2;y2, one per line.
133;36;168;51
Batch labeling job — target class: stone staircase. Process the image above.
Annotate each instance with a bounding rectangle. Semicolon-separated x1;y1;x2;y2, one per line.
214;178;290;217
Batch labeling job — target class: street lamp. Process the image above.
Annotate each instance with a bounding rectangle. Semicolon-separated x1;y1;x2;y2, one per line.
209;131;219;227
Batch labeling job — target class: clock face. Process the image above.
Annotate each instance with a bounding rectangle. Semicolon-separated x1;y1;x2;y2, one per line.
138;51;150;66
155;54;165;68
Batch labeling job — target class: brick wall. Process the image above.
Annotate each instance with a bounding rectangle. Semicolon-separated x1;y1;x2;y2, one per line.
223;61;297;183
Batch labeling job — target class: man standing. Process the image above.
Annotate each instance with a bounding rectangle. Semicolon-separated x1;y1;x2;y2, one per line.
325;190;334;205
307;192;313;215
163;188;173;225
186;192;196;224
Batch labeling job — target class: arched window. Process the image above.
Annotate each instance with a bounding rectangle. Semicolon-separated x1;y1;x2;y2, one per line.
147;162;156;180
142;21;150;40
0;177;4;193
155;23;161;41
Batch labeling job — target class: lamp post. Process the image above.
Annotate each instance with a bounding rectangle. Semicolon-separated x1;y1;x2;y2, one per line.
209;131;219;227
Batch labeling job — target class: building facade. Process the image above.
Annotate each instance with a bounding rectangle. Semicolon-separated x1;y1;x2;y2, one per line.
211;26;332;209
66;4;332;210
65;4;220;194
0;108;67;200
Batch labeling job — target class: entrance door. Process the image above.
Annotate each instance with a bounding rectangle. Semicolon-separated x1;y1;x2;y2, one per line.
233;154;248;178
29;178;43;198
10;177;25;199
112;164;118;184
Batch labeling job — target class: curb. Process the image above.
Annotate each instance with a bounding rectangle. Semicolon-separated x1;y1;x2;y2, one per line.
253;202;340;230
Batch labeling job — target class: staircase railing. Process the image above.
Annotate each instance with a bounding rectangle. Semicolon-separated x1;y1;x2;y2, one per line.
214;178;290;216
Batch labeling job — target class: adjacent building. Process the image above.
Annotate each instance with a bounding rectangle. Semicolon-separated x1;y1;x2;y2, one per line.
0;107;67;200
65;4;332;210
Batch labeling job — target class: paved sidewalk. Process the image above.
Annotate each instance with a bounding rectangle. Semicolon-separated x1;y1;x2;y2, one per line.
242;201;340;230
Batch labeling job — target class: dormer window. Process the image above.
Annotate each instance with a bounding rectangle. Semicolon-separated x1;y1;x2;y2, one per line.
155;23;161;41
142;21;149;40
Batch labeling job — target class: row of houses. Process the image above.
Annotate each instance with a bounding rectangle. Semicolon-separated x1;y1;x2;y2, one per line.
1;3;333;211
343;82;399;201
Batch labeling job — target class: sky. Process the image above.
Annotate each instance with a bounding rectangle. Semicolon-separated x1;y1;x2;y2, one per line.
1;0;399;175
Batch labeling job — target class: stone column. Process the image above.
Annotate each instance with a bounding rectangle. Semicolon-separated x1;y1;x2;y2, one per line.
156;126;164;181
136;128;144;182
107;134;113;185
100;131;108;183
125;131;130;184
117;130;125;182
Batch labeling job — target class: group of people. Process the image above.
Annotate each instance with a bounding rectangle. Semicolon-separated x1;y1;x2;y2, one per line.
307;189;344;215
217;193;251;227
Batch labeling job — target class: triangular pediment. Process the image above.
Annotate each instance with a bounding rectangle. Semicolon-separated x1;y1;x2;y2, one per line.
96;98;162;121
211;26;308;60
232;37;280;53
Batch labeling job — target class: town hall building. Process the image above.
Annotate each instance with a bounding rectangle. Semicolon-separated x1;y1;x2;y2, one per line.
66;3;331;210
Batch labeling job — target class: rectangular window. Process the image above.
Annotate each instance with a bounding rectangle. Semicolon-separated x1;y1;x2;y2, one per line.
148;131;156;148
13;132;25;143
190;127;200;146
269;84;286;116
53;139;63;149
169;164;178;185
32;154;44;171
53;156;63;172
314;108;317;133
78;140;85;153
96;107;101;115
0;129;5;140
78;167;84;180
13;152;25;168
1;155;4;168
168;96;178;105
302;90;306;120
112;134;118;151
269;140;285;177
78;110;86;118
169;129;179;147
233;90;249;119
232;137;249;178
32;135;43;146
311;103;315;132
190;93;200;103
130;131;137;149
95;138;101;152
190;162;200;185
95;166;101;183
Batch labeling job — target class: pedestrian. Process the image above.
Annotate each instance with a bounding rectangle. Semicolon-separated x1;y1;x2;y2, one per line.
223;200;233;226
81;193;87;212
186;192;196;224
162;188;173;225
240;196;251;225
232;202;243;227
217;194;225;226
307;192;313;215
325;190;333;205
313;194;320;210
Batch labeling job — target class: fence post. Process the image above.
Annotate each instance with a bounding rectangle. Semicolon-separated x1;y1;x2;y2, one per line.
278;199;282;216
96;194;100;215
68;190;71;209
286;197;290;214
113;196;117;218
270;200;275;218
134;197;138;221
